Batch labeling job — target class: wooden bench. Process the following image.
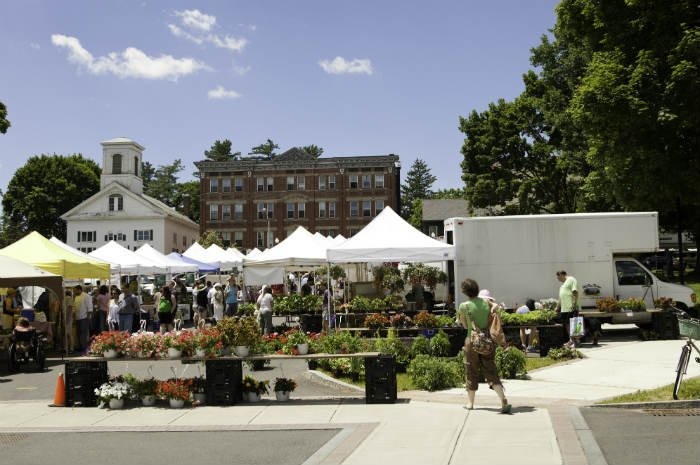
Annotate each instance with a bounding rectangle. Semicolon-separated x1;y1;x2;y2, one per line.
63;351;396;407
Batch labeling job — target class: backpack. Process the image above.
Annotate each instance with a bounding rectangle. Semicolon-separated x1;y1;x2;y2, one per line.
158;298;172;313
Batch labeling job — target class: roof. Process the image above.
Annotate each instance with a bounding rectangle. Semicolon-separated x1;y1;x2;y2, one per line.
422;199;470;221
101;138;145;150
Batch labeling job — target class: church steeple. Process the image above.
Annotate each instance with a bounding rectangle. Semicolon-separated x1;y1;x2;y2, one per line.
100;137;144;194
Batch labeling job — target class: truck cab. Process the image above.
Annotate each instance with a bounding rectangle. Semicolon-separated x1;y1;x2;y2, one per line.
613;257;696;310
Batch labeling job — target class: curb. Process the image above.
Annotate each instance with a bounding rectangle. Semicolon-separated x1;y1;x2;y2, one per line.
589;399;700;409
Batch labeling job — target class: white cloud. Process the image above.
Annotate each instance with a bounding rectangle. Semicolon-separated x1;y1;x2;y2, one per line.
168;24;203;44
174;9;216;32
232;65;251;75
208;86;241;100
51;34;208;81
208;34;247;52
319;56;373;75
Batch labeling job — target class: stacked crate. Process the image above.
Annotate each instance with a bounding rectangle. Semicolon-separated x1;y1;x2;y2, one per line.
205;359;242;405
365;355;397;404
652;311;680;340
65;361;108;407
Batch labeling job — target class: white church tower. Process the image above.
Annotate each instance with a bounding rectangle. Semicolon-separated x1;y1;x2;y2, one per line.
100;137;144;194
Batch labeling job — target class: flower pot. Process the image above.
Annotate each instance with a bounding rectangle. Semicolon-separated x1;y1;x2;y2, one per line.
195;348;206;358
108;398;124;409
296;343;309;355
247;392;260;402
234;346;249;357
169;398;185;408
167;347;182;359
193;392;207;404
275;391;290;402
141;395;156;406
102;349;118;359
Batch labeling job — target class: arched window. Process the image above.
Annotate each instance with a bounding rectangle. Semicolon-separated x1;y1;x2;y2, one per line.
112;154;122;174
134;156;139;177
109;194;123;211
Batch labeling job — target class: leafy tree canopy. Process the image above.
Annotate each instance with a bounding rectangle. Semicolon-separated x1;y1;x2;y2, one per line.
0;101;10;134
204;139;241;161
400;158;436;219
300;145;324;158
1;154;100;244
198;230;223;248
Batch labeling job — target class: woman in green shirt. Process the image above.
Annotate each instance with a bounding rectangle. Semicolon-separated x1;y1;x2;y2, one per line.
456;279;511;413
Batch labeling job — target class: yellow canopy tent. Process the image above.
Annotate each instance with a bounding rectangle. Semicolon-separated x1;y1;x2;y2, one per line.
0;231;111;352
0;231;110;279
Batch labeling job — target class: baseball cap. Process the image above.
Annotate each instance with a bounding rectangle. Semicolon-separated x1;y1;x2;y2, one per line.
478;289;495;302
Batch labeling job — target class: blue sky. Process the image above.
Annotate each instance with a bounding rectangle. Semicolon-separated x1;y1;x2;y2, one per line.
0;1;558;195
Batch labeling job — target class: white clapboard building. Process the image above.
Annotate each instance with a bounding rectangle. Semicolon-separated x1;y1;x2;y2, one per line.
62;138;199;254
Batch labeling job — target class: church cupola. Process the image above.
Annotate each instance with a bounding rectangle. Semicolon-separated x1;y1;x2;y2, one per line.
100;137;144;194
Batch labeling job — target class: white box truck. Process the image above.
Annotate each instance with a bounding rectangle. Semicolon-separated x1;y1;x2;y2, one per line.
444;212;696;323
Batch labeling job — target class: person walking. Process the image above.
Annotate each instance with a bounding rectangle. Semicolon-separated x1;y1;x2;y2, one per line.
94;285;110;335
212;283;224;322
118;285;139;334
256;285;274;335
225;276;239;317
156;285;176;333
555;270;580;348
456;278;511;413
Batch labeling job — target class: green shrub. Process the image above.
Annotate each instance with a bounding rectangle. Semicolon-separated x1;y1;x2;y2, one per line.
373;329;411;369
429;330;451;357
414;311;439;328
410;335;431;357
314;331;367;354
494;347;527;379
498;309;556;326
407;354;462;391
436;315;456;327
547;346;583;361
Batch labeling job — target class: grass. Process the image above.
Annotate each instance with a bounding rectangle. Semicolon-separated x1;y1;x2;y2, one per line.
597;376;700;404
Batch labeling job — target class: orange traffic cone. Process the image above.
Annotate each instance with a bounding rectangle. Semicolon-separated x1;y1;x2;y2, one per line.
51;373;66;407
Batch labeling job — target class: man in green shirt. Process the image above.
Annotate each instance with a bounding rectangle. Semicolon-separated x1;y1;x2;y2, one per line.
556;270;579;348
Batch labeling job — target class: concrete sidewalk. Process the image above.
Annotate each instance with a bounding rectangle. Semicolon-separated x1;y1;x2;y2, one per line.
0;335;696;465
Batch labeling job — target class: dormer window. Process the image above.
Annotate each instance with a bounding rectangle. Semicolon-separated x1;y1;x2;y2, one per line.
112;154;122;174
134;156;139;177
109;194;123;211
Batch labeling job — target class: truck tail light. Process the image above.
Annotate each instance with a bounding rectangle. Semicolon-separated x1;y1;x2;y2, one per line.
691;293;697;303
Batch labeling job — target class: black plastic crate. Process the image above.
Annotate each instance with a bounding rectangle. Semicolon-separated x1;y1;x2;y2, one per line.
366;380;397;404
205;384;239;405
206;360;241;383
652;311;679;340
64;361;108;407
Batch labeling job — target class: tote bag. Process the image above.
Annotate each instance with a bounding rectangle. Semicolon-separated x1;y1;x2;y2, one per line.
569;316;585;337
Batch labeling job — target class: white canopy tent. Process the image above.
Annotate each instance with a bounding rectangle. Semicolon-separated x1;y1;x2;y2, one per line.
183;243;236;271
90;241;164;275
326;206;456;263
205;244;242;269
135;244;198;274
244;226;330;268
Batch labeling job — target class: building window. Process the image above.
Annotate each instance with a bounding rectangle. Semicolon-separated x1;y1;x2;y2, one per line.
256;177;265;192
375;174;384;189
318;201;326;218
349;228;361;237
318;176;326;191
257;203;274;219
210;178;219;193
77;231;96;242
329;201;336;218
256;231;266;248
173;232;177;244
375;199;385;215
297;176;305;191
108;194;123;211
286;176;295;191
428;225;439;238
349;175;358;189
105;232;126;241
220;232;231;247
234;231;243;247
234;177;244;191
328;175;336;189
210;204;219;221
78;247;96;253
349;201;359;217
222;178;231;193
112;154;122;174
222;205;231;221
234;203;243;220
298;202;305;218
361;175;371;189
362;200;371;217
267;176;274;191
134;229;153;241
182;235;187;247
287;202;295;219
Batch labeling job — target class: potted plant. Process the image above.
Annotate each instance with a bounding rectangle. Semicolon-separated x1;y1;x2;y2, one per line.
193;327;223;357
273;377;297;401
124;332;162;359
232;317;261;356
241;375;269;402
156;378;192;408
618;297;646;312
162;330;194;358
124;374;159;406
364;313;390;330
190;376;207;404
94;375;133;409
390;313;412;328
88;331;130;358
283;329;311;355
595;296;621;313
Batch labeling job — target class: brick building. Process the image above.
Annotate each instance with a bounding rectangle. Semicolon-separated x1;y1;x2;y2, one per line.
195;148;401;251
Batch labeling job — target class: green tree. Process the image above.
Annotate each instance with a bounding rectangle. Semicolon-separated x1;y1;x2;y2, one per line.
300;145;324;157
141;161;156;190
432;188;466;200
172;180;200;223
1;154;100;244
408;199;423;229
250;139;279;158
0;101;10;134
198;230;223;248
144;159;184;207
204;139;241;161
400;158;436;219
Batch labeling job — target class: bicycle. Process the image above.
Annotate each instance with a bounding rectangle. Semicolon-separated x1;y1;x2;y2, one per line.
672;306;700;400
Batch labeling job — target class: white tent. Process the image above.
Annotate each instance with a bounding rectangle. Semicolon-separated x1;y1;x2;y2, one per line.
205;244;241;269
244;226;330;268
225;247;246;261
90;241;164;275
326;206;456;263
135;244;198;274
183;243;236;271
